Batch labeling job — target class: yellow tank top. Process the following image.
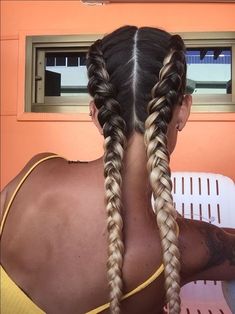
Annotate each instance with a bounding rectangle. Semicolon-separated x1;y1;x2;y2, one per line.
0;155;165;314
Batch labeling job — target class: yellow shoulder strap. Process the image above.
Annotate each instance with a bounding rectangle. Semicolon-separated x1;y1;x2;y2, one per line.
85;263;164;313
0;155;63;237
1;266;45;314
85;222;179;313
1;154;180;314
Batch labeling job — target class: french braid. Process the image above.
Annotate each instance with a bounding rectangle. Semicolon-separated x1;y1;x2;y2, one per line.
87;40;127;314
144;35;186;314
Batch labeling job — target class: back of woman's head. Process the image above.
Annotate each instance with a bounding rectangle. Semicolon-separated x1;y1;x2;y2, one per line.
87;25;186;136
87;25;186;314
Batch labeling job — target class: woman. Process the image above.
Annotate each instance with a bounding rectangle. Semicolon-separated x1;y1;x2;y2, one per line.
1;26;235;314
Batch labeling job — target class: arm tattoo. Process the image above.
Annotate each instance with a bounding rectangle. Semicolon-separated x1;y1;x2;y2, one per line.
199;224;235;268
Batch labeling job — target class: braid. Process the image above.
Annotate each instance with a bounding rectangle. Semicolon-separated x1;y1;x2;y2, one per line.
87;40;127;314
144;35;186;314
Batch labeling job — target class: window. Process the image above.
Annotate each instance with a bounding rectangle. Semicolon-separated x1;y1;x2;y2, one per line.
25;32;235;114
180;32;235;112
25;34;101;113
186;48;231;94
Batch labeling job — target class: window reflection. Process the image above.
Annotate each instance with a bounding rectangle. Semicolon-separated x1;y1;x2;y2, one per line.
44;48;232;98
186;48;231;94
45;52;88;96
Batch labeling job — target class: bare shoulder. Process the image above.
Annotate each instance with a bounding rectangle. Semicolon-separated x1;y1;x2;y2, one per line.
178;217;235;284
1;152;103;221
1;152;59;189
0;153;63;216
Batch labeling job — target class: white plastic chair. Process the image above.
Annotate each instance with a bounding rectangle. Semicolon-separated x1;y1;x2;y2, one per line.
171;172;235;314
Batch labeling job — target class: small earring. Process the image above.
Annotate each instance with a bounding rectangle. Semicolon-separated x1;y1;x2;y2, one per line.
176;124;180;131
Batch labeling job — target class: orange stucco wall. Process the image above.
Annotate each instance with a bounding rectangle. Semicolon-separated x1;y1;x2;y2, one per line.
1;0;235;189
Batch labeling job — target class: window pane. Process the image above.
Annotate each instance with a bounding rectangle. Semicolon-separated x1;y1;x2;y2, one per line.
45;51;88;96
186;47;231;94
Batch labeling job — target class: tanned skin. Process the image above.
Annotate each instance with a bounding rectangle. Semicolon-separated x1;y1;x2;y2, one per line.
1;137;235;314
178;218;235;284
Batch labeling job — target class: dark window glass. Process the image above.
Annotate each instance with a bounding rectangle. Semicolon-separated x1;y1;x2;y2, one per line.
56;57;66;66
67;57;78;67
46;56;55;66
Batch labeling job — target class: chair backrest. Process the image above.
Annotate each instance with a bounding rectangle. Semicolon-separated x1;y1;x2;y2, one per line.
171;172;235;228
171;172;235;313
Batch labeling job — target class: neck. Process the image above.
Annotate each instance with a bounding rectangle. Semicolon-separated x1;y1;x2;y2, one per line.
122;132;152;200
121;132;157;229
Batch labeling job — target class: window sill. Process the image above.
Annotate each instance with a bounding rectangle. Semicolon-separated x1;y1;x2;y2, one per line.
16;111;235;122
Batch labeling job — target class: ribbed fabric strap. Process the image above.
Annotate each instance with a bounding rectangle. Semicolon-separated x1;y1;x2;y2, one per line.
85;264;164;313
1;155;62;314
1;267;45;314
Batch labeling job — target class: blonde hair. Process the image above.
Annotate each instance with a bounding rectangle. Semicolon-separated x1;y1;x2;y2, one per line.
144;41;186;313
87;40;127;313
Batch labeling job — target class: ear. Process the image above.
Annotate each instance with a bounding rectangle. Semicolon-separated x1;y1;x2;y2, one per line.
89;100;96;118
89;101;103;135
177;94;192;131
